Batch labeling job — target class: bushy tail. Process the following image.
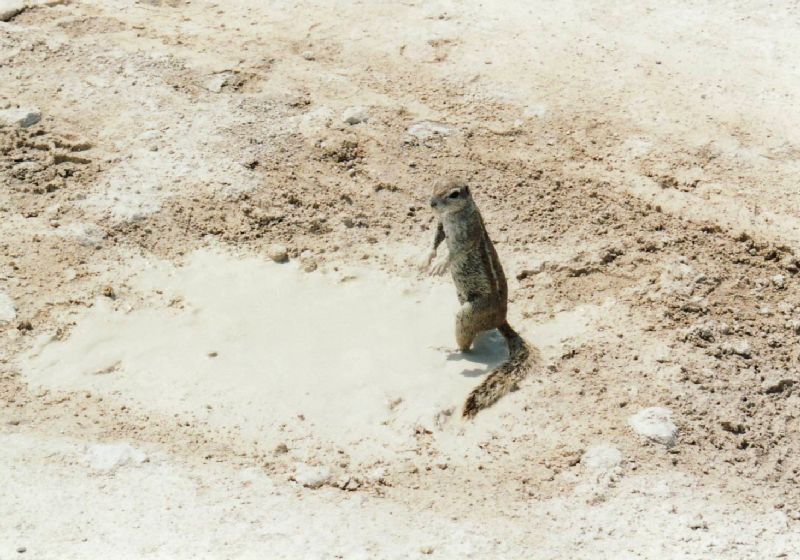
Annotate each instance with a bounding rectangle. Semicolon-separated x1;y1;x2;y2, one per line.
462;322;537;419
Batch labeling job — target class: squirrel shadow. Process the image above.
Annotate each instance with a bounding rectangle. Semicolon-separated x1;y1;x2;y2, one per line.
444;329;509;378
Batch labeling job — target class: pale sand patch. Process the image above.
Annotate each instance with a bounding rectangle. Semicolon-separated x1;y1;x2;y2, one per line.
21;250;509;463
20;249;608;464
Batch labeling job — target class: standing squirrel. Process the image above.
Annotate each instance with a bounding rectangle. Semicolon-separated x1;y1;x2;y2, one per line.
425;177;536;418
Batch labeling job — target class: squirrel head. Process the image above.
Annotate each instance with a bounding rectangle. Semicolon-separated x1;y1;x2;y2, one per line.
430;177;474;216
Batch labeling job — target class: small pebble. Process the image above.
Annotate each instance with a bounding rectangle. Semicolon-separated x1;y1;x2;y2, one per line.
293;462;331;488
0;107;41;128
17;546;27;554
0;1;25;22
406;120;455;140
628;407;678;447
267;243;289;263
300;256;317;273
301;50;315;61
341;106;368;125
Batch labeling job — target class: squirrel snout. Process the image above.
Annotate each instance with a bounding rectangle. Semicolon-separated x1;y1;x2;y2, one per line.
430;198;438;208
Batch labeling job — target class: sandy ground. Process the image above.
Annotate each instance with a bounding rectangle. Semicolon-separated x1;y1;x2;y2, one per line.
3;0;800;557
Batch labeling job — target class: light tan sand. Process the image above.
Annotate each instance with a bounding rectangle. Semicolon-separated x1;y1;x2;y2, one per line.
22;250;506;460
4;0;800;556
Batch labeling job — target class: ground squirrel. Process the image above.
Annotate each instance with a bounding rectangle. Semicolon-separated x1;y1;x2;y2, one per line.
426;177;536;418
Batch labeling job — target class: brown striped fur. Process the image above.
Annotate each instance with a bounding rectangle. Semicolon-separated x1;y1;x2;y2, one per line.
428;178;536;418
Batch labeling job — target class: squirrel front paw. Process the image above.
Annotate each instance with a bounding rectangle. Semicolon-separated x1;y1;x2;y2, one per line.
428;252;450;276
418;250;436;272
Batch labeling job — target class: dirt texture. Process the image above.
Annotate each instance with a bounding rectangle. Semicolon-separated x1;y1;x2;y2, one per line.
3;1;800;557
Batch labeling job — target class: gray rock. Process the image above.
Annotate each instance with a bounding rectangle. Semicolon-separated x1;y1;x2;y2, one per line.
0;107;42;128
628;407;678;447
341;106;368;125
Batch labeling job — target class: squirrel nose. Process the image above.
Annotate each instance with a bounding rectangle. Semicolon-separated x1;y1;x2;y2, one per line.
430;198;437;208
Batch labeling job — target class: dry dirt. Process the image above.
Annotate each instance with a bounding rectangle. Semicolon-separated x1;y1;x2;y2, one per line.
3;0;800;558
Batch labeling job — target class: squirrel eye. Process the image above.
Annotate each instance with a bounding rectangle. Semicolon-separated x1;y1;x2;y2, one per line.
448;191;460;199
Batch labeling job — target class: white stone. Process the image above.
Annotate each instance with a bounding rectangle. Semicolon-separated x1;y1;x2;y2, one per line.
0;107;42;128
628;407;678;447
0;0;25;22
365;466;387;484
267;243;289;263
406;120;455;140
730;340;752;358
0;291;16;322
582;444;622;472
85;442;147;472
293;462;331;489
205;73;230;93
341;106;368;125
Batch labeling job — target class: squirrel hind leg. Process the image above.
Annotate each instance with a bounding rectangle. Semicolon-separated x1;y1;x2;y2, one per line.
456;300;504;352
